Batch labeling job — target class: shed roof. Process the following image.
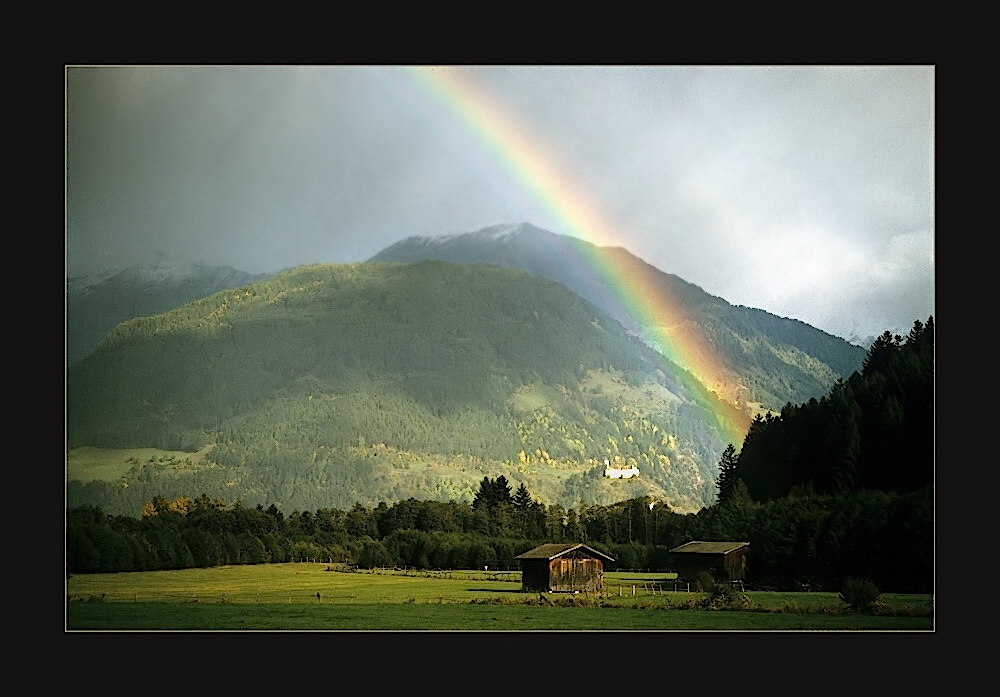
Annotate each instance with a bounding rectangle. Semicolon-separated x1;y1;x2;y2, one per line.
669;540;749;555
515;543;615;563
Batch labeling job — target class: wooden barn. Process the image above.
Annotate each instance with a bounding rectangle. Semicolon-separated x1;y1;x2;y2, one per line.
668;540;749;582
515;543;615;593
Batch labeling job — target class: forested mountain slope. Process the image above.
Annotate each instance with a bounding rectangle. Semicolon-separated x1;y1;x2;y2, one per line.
67;261;742;516
67;262;271;365
371;223;867;416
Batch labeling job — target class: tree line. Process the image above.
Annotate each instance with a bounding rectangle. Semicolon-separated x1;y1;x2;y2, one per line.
67;478;931;592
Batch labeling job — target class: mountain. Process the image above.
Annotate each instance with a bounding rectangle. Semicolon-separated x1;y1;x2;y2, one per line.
66;261;272;365
67;261;744;517
371;223;868;416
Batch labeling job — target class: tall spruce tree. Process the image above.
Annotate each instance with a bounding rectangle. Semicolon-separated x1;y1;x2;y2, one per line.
513;483;533;509
471;477;493;511
494;476;513;506
472;476;514;510
862;330;902;377
716;443;739;505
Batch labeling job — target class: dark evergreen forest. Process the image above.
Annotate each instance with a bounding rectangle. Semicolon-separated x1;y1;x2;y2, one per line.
719;317;933;502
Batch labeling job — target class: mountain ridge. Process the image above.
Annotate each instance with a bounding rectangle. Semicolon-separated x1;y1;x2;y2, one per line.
371;223;867;416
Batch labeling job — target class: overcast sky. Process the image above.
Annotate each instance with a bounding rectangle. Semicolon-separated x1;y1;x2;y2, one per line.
65;65;934;342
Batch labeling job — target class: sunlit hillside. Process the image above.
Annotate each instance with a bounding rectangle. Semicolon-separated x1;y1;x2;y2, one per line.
67;261;742;516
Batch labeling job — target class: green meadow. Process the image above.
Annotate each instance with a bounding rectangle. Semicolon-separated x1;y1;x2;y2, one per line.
67;445;218;483
66;563;934;631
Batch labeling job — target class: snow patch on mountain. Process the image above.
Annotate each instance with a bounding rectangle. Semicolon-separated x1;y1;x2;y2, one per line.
475;222;530;241
391;222;536;250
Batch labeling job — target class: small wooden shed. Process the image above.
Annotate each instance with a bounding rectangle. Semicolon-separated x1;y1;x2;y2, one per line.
515;543;615;593
668;540;749;582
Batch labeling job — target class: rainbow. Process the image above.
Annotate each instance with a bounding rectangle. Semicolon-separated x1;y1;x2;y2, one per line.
399;67;750;446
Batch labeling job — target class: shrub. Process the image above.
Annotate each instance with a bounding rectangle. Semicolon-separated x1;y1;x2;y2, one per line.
697;581;738;610
839;577;884;614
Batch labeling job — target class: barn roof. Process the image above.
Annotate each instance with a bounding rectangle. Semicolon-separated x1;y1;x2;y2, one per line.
669;540;749;555
515;543;615;563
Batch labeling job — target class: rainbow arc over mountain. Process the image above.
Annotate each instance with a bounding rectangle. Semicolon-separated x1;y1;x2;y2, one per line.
402;67;750;446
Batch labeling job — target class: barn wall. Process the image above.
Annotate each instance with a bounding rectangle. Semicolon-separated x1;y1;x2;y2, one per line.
723;549;748;580
672;549;749;581
548;554;603;592
521;560;552;591
673;555;718;581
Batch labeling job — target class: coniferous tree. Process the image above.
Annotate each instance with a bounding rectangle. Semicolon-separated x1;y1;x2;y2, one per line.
862;330;902;377
513;483;533;509
494;476;513;506
716;443;739;505
472;476;515;511
472;477;493;511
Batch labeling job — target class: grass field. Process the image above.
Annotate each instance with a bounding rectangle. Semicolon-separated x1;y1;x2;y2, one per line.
67;445;217;483
66;563;934;631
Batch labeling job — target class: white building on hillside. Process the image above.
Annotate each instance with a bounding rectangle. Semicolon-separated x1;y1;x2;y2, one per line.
604;460;640;479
